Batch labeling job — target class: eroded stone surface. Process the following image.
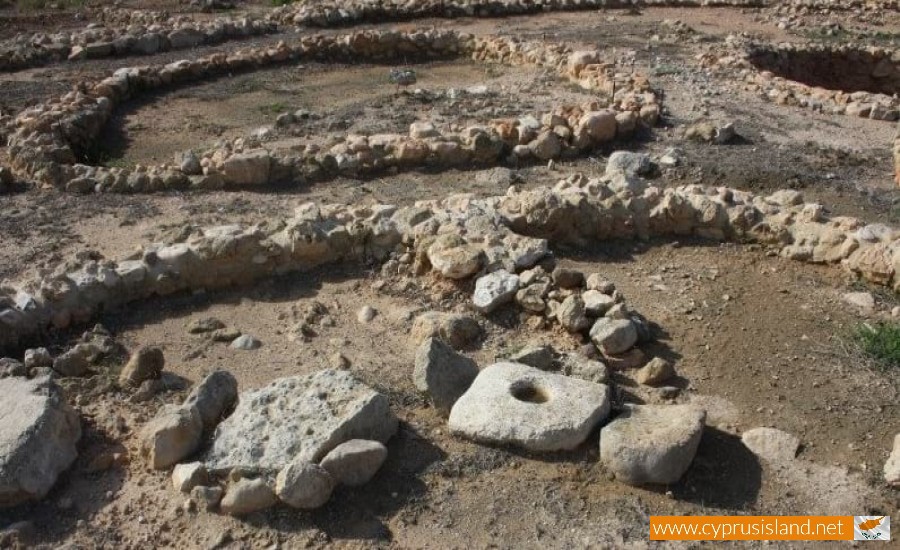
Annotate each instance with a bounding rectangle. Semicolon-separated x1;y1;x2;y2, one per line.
473;270;520;313
599;404;705;485
413;338;479;414
449;362;610;451
742;427;800;462
204;370;398;474
0;376;81;507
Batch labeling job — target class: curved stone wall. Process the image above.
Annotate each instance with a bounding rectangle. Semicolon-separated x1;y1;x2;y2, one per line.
0;0;767;73
702;41;900;121
2;174;897;353
3;30;660;193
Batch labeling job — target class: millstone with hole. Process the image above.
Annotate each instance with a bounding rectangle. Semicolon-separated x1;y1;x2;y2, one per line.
448;362;610;452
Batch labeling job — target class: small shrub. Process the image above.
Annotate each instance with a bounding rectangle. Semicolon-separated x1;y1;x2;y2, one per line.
853;322;900;369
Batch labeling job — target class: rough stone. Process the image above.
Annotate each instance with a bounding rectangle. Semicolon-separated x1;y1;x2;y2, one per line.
0;377;80;507
508;345;556;371
427;237;483;279
178;151;202;176
0;358;25;377
742;427;801;462
530;130;562;160
473;269;520;313
410;312;482;350
168;28;205;49
885;434;900;487
579;110;617;142
590;318;638;355
172;462;208;493
585;274;615;293
229;334;261;350
141;405;203;470
599;404;705;485
191;485;223;511
119;346;165;387
220;478;277;516
204;370;397;474
635;357;675;386
52;344;96;377
221;150;271;186
357;305;377;323
413;337;479;414
188;317;225;334
275;462;334;509
182;370;238;433
552;267;585;289
449;362;610;452
606;151;655;178
23;348;52;370
557;295;590;332
562;355;609;384
319;439;388;486
516;283;548;313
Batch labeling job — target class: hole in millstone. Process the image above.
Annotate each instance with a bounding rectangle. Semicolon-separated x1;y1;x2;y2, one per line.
747;46;900;95
510;380;549;404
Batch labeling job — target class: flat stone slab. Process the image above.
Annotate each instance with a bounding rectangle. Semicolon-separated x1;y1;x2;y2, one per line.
599;404;705;485
204;370;397;474
741;427;800;463
0;376;81;507
448;362;610;452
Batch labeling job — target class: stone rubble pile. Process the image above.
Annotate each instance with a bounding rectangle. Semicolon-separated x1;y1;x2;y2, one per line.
4;30;659;193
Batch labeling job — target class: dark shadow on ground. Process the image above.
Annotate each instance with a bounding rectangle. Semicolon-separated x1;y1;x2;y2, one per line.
668;427;762;510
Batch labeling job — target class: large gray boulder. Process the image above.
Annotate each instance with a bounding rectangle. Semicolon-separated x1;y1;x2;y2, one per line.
599;404;705;485
413;338;479;414
0;376;81;507
448;362;610;452
204;370;397;474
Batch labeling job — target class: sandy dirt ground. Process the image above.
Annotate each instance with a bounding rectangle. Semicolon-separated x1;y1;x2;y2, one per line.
0;2;898;549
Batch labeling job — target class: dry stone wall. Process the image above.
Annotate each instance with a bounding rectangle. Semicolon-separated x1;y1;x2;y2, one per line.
2;173;897;353
702;41;900;121
3;30;660;193
0;0;767;73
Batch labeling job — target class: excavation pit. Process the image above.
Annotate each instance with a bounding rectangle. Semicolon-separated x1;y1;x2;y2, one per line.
747;45;900;96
